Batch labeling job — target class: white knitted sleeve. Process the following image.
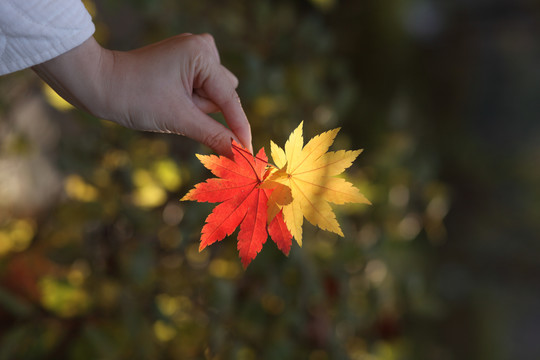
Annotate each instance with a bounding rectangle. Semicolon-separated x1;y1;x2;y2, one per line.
0;0;95;75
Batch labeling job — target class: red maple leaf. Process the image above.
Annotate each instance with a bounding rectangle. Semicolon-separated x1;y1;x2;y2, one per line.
182;141;292;268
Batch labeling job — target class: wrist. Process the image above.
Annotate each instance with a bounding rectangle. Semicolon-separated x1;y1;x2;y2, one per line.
32;37;115;120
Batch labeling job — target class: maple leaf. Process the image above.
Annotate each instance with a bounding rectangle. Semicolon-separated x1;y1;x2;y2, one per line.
181;141;292;268
265;122;371;245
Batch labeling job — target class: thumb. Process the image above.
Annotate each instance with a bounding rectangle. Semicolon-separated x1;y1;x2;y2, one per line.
176;102;241;157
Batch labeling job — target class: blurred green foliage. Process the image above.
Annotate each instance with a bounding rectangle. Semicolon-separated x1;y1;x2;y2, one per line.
1;0;540;359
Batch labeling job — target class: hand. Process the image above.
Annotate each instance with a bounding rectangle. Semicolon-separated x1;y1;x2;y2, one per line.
33;34;252;156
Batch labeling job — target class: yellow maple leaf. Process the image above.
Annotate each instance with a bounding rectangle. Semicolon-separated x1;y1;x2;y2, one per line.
265;122;371;245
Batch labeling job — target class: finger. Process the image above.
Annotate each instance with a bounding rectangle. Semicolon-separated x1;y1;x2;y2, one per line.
221;65;238;88
192;92;220;113
196;68;237;98
195;67;238;113
201;66;253;153
199;33;220;63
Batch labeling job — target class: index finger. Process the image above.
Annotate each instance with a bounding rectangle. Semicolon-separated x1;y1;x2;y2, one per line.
202;66;253;153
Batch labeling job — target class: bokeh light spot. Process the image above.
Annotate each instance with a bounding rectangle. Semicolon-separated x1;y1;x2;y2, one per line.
209;258;240;279
365;260;388;286
65;174;98;202
153;320;177;342
186;243;210;269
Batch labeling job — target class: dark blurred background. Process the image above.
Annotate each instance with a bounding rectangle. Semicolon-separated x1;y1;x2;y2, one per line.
1;0;540;359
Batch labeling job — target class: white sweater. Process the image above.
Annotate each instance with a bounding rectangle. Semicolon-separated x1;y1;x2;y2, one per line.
0;0;95;75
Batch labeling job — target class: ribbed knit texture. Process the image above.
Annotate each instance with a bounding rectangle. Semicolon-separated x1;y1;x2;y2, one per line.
0;0;95;75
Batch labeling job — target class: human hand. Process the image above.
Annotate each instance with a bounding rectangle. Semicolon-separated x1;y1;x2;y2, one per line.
33;34;252;156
